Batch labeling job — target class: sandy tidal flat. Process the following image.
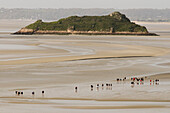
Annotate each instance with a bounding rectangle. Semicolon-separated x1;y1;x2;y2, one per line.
0;20;170;113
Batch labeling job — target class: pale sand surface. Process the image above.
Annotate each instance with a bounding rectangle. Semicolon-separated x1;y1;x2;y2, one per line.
0;20;170;112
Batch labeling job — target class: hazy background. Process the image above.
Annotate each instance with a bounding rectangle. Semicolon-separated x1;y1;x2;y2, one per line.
0;0;169;9
1;8;170;22
0;0;170;22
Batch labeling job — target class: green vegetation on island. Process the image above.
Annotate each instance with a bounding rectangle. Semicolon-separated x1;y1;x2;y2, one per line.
14;12;157;35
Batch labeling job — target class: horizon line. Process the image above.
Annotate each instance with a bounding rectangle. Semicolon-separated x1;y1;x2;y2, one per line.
0;7;170;10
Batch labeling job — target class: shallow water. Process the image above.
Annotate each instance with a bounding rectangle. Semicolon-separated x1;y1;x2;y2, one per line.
0;20;170;112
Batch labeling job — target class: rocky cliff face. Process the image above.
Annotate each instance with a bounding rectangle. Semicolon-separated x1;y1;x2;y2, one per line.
14;28;34;34
13;28;157;36
109;12;130;22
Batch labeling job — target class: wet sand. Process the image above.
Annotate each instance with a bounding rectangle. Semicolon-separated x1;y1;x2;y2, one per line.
0;20;170;113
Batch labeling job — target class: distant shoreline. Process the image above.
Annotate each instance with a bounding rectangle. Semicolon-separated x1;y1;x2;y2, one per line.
134;21;170;24
1;19;170;24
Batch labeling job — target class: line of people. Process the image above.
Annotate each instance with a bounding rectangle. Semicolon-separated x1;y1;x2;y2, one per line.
130;77;160;87
75;83;113;92
74;77;161;92
15;77;160;95
15;90;45;96
116;76;160;85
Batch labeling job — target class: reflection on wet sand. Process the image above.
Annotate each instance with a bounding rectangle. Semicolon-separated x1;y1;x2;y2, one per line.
0;21;170;113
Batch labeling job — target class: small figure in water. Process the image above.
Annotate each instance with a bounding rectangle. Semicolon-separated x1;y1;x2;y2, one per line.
91;85;93;91
32;92;35;95
42;91;45;94
131;81;135;88
75;87;78;93
21;92;24;95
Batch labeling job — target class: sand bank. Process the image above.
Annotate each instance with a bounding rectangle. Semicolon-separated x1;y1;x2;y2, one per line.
0;20;170;112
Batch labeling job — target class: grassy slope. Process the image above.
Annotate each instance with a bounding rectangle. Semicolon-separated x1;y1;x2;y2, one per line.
26;12;148;33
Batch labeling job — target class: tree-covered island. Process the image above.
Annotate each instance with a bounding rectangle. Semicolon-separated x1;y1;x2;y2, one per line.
14;12;157;36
